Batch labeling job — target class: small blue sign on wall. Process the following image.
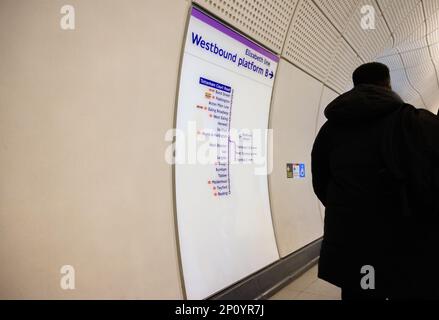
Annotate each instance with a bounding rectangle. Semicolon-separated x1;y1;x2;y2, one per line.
299;164;306;178
287;163;306;179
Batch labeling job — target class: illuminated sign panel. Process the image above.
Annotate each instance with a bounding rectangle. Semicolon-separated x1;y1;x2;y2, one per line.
175;7;279;299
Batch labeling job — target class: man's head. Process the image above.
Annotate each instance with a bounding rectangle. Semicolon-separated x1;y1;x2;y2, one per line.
353;62;392;90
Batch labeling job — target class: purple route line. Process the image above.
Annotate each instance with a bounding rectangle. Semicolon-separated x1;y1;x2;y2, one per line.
229;134;255;163
227;89;234;195
228;140;237;162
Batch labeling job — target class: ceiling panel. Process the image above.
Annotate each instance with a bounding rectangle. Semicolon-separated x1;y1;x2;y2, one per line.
283;0;341;82
419;80;439;110
423;0;439;20
400;47;431;69
377;0;420;32
343;0;392;61
379;0;439;110
313;0;360;33
379;40;399;56
396;23;428;52
392;68;422;101
422;91;439;113
326;38;362;93
430;42;439;65
195;0;439;111
426;8;439;37
392;1;424;46
376;51;405;70
193;0;298;53
404;64;438;100
427;11;439;44
427;26;439;45
407;94;427;108
375;53;421;103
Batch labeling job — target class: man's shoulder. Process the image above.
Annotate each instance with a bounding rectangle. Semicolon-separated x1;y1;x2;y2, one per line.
399;103;439;123
397;103;439;144
316;121;332;138
400;103;436;114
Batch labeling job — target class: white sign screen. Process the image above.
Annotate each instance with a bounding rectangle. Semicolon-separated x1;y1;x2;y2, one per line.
175;7;280;299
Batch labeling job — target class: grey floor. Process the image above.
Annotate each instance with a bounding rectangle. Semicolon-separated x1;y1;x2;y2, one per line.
269;265;341;300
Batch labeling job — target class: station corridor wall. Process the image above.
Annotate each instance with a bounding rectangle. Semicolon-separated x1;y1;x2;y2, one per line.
2;0;437;299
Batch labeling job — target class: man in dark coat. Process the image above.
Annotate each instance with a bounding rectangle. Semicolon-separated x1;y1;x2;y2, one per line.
312;62;439;300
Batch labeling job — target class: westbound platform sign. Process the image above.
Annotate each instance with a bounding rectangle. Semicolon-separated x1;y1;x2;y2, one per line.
175;7;280;299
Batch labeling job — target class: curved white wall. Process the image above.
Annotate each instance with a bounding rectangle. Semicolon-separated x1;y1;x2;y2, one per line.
1;0;438;299
269;59;324;257
0;0;188;299
315;86;339;220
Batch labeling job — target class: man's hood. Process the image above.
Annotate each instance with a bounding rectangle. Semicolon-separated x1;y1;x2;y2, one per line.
325;84;404;123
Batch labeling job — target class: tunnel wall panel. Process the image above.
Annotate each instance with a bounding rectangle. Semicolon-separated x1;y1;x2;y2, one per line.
315;86;339;221
283;0;341;83
269;59;324;258
0;0;186;299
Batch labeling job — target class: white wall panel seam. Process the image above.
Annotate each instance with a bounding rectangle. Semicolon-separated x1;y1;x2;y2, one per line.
392;3;425;49
267;59;288;261
314;86;326;137
424;0;439;20
378;39;439;58
381;0;422;33
268;59;324;257
314;0;362;34
310;0;366;64
397;47;428;108
323;37;343;91
282;0;344;94
280;0;301;56
280;55;342;95
339;0;392;62
172;3;195;300
370;0;396;59
376;0;428;108
375;0;396;48
422;0;439;94
283;0;339;82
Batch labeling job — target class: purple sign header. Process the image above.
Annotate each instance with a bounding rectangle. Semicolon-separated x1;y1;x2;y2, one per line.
191;7;280;63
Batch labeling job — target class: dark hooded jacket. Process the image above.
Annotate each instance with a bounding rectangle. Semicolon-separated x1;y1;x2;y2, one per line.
312;84;439;297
